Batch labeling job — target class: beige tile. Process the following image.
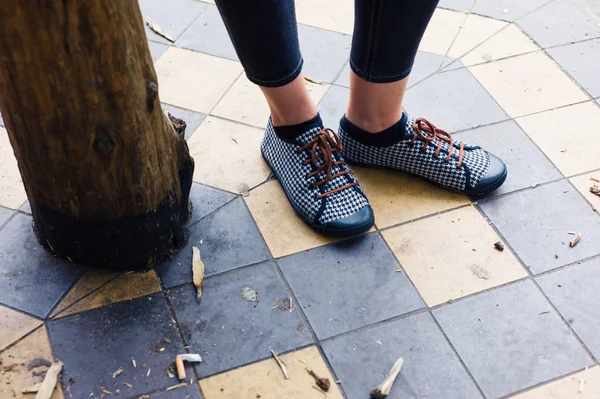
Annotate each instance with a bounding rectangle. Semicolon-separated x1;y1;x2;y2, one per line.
155;47;242;113
200;346;343;399
50;270;118;317
469;51;587;117
352;166;469;229
56;270;162;318
0;327;63;399
570;172;600;210
461;24;539;67
295;0;354;34
212;74;329;129
244;180;338;258
0;128;27;209
511;366;600;398
382;206;527;306
516;102;600;176
447;14;508;59
0;305;42;350
188;117;270;193
419;8;467;56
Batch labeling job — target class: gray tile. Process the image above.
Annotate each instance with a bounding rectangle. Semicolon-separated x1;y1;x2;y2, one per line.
334;63;351;88
168;261;313;378
454;120;562;196
0;214;84;318
404;68;509;132
139;0;208;44
518;0;600;47
547;39;600;98
157;197;270;288
409;51;453;87
148;40;170;62
299;24;352;84
177;4;238;61
471;0;551;21
0;206;13;226
161;103;207;140
19;201;31;214
480;180;600;274
537;258;600;358
322;312;482;399
318;85;348;128
439;0;477;13
278;233;424;339
188;182;236;225
434;280;592;398
148;383;202;398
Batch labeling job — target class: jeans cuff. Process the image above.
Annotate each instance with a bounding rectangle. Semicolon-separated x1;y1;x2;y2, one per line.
349;59;413;83
246;58;304;88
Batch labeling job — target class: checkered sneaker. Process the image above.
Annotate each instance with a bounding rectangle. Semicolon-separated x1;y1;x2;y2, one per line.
261;120;369;226
339;116;490;193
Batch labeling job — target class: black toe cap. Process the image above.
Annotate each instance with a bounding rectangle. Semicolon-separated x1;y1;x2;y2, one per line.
467;153;507;196
321;205;375;237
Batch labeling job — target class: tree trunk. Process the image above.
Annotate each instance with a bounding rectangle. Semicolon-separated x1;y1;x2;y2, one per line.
0;0;195;270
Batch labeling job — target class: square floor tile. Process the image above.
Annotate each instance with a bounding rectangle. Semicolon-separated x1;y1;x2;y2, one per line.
469;52;587;117
49;293;185;399
168;261;313;378
0;128;27;209
0;305;42;350
50;270;117;317
404;68;509;132
447;14;508;59
518;0;600;48
295;0;354;34
547;39;600;98
0;214;83;318
570;172;600;211
244;180;339;258
537;258;600;359
155;47;242;113
323;312;482;399
278;233;424;339
148;41;169;62
460;24;539;67
318;85;348;128
512;366;600;398
383;206;527;306
480;180;600;274
187;117;270;193
438;0;476;12
188;182;236;225
158;197;270;288
199;346;344;398
0;206;13;226
409;51;453;86
471;0;551;21
419;8;467;55
433;280;592;398
454;120;562;196
299;24;351;84
148;383;202;398
139;0;208;44
161;103;207;140
212;74;329;129
334;63;351;88
19;200;31;214
516;102;600;176
176;4;238;61
353;166;469;229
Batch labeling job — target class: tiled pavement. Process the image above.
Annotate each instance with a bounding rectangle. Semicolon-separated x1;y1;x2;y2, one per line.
1;0;600;398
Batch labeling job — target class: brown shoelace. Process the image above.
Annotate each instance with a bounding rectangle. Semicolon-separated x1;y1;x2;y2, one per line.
297;128;358;199
411;118;464;168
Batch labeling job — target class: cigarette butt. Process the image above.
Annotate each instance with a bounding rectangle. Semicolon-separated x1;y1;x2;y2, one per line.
175;356;186;380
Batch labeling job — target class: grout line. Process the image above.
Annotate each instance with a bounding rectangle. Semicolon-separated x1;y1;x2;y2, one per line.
0;206;18;232
0;324;46;356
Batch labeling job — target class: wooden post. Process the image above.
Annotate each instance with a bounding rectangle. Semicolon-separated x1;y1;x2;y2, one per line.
0;0;195;270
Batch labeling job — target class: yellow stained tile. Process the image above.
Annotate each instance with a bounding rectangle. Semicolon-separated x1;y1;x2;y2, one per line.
212;74;329;129
0;327;63;399
419;9;467;56
461;24;538;67
200;346;343;399
447;14;508;58
516;102;600;176
155;47;243;113
50;270;117;318
469;52;587;117
56;270;161;318
352;166;469;229
511;366;600;398
0;127;27;209
382;206;527;306
244;180;338;258
188;117;270;193
570;172;600;209
295;0;354;34
0;305;42;351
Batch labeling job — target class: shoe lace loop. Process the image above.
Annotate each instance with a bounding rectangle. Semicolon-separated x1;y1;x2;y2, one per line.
411;118;464;168
297;128;358;199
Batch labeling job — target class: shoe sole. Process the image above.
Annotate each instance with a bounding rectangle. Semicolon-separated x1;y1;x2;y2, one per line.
261;149;374;238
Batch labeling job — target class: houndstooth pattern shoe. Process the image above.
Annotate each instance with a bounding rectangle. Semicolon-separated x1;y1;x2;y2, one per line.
261;119;374;237
339;115;507;196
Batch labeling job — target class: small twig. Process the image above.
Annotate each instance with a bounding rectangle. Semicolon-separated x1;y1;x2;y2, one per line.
579;366;588;393
112;367;123;379
166;382;188;391
146;17;175;42
192;246;205;302
570;233;582;248
370;357;404;399
270;349;289;379
307;368;330;392
34;361;63;399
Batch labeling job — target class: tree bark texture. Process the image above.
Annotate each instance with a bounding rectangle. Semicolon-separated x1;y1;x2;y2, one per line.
0;0;195;270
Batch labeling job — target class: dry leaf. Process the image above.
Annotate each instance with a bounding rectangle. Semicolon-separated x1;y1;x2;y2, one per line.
192;246;205;302
146;17;175;42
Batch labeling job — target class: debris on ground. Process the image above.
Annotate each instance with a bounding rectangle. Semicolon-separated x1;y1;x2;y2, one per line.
163;337;172;344
273;297;293;312
146;17;175;42
570;233;582;248
590;185;600;197
27;358;52;370
192;246;205;302
166;382;188;391
560;149;567;153
237;182;250;197
554;254;559;259
493;241;504;251
590;177;600;183
241;286;259;306
21;382;42;394
306;369;330;392
132;359;137;368
34;361;63;399
370;357;404;398
470;265;489;280
579;366;588;393
270;349;289;379
304;76;324;85
175;354;203;380
112;367;123;379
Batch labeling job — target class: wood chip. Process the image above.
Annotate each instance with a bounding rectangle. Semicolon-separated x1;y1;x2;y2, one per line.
21;382;42;394
192;246;205;302
146;17;175;42
166;382;188;391
124;383;133;388
34;361;63;399
101;388;113;395
307;369;330;392
560;149;567;152
304;76;324;85
570;233;582;248
493;241;504;251
163;337;172;344
370;357;404;398
590;177;600;183
270;349;289;379
132;359;136;368
112;367;124;379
